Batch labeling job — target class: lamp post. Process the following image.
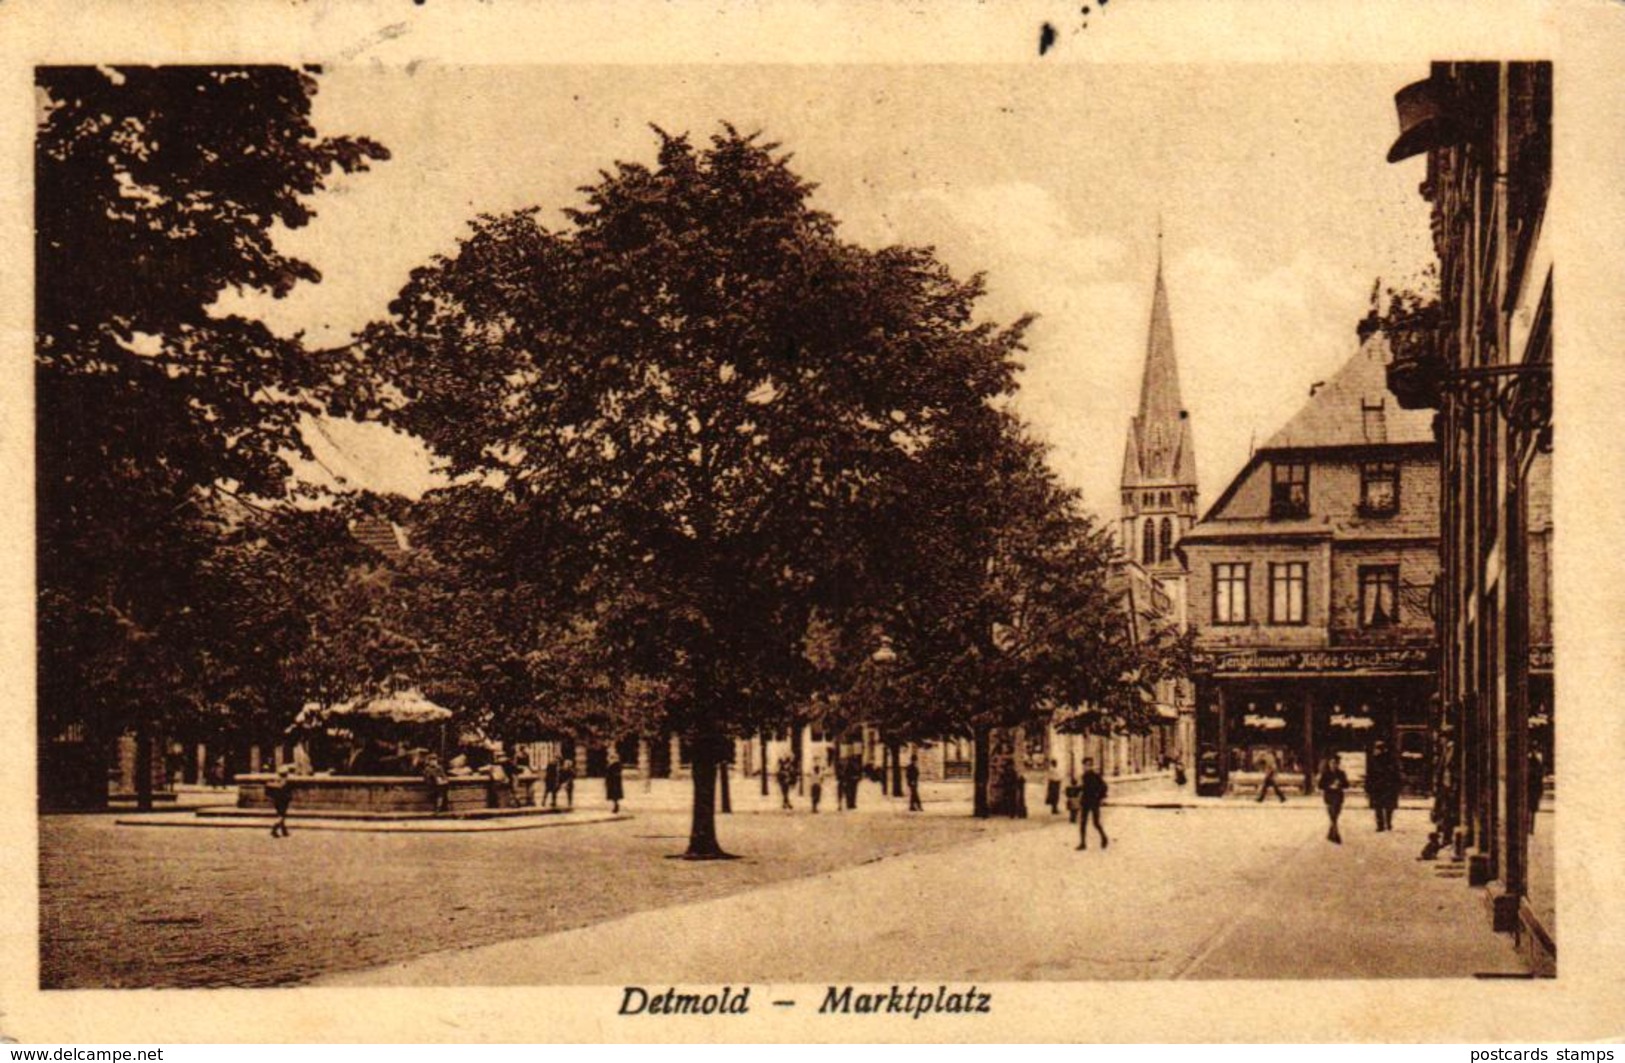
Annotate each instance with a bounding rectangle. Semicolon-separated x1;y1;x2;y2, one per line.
871;640;898;797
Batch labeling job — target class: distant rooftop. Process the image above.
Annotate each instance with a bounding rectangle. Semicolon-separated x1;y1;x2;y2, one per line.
351;514;410;560
1260;333;1435;452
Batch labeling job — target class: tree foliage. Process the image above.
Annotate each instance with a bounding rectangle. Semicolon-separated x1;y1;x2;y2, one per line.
35;66;388;804
360;126;1031;854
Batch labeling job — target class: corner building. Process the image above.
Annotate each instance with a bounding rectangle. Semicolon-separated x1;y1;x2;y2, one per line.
1384;62;1554;968
1181;335;1440;796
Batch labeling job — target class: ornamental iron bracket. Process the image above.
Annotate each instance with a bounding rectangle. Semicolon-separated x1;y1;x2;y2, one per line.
1443;362;1552;454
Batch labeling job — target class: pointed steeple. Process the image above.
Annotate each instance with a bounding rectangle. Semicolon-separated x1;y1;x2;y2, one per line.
1120;236;1199;570
1125;251;1194;487
1136;253;1185;440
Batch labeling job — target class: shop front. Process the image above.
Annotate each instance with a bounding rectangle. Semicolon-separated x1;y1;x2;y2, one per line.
1194;646;1436;797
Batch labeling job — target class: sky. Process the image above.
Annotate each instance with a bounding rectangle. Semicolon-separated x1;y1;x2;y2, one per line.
229;63;1436;523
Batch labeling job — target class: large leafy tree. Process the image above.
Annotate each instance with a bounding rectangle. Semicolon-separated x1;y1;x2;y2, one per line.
853;417;1189;814
35;66;388;807
360;126;1029;856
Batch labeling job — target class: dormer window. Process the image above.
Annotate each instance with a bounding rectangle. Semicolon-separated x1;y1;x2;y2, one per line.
1360;461;1400;516
1270;462;1310;519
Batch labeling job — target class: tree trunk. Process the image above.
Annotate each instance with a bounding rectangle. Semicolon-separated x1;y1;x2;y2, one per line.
683;735;736;860
972;724;991;818
760;733;769;796
135;716;154;812
888;739;903;798
718;757;732;814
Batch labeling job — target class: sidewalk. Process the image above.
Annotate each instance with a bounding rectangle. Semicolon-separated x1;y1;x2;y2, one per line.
323;803;1528;985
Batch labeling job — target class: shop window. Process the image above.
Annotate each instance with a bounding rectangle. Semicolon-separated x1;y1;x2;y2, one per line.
1270;561;1307;624
1360;462;1400;516
1270;462;1310;519
1213;563;1249;625
1159;517;1174;561
1359;565;1400;627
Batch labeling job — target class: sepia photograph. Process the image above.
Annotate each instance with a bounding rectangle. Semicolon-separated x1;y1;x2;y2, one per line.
8;0;1625;1045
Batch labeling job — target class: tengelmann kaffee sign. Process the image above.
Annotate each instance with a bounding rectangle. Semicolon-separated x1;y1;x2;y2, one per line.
1193;646;1435;675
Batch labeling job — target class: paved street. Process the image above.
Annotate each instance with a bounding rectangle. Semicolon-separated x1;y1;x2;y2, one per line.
39;790;1041;989
39;778;1528;988
322;801;1527;985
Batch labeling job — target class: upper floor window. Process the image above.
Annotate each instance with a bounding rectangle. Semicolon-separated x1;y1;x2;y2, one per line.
1213;563;1249;625
1358;565;1400;628
1159;490;1172;508
1270;462;1310;519
1142;519;1157;564
1360;462;1400;516
1159;517;1174;562
1270;562;1307;624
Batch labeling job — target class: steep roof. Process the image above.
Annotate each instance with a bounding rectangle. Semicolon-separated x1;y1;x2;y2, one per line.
1261;332;1435;452
1122;256;1198;488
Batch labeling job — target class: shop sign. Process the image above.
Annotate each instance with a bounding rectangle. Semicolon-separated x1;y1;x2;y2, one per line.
1241;714;1287;730
1330;713;1375;729
1193;646;1434;675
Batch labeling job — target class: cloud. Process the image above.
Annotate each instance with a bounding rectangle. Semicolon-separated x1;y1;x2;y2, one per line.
1169;247;1378;511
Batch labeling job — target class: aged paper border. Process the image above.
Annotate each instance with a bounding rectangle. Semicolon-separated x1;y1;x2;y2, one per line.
2;0;1622;1044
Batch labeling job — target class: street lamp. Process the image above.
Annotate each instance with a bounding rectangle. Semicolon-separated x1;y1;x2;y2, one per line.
871;639;899;796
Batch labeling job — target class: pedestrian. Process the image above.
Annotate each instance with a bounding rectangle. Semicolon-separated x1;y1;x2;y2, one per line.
809;759;826;814
776;756;795;810
1365;740;1401;832
1526;749;1544;834
905;753;923;812
422;752;451;814
1420;718;1459;861
844;754;861;810
605;754;625;814
1075;757;1108;850
1255;748;1288;803
1318;754;1349;844
267;764;296;838
1044;759;1063;815
1065;771;1081;823
543;755;561;808
559;756;576;809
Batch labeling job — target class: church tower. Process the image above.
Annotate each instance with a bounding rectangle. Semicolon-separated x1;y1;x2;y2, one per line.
1120;239;1198;575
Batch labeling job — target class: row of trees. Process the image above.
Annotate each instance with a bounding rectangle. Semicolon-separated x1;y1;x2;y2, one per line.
37;67;1187;856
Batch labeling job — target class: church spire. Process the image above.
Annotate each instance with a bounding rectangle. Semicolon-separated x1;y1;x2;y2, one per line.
1121;235;1199;569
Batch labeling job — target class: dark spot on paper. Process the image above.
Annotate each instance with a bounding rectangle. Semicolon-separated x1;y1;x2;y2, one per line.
1039;21;1058;55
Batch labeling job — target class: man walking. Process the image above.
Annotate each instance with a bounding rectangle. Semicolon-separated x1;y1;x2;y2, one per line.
1075;758;1109;850
905;753;923;812
809;759;826;813
1319;754;1349;844
1365;740;1401;832
267;765;296;837
1255;748;1287;803
543;755;561;809
776;756;795;810
559;756;575;809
